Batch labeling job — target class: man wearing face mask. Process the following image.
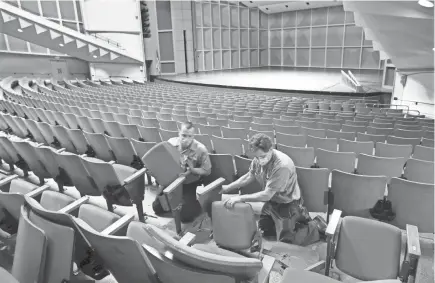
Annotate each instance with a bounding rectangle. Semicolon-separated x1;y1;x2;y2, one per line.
221;133;322;246
152;121;211;223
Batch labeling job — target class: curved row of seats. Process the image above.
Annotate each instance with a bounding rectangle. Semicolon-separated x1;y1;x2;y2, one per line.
0;78;431;283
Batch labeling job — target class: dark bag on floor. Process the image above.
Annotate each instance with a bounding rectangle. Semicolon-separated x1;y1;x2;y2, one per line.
370;196;395;221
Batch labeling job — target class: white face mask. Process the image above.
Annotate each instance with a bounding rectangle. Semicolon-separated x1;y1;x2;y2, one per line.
257;151;272;166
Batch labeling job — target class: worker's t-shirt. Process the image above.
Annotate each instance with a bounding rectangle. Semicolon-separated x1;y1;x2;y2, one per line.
249;149;301;203
168;137;211;184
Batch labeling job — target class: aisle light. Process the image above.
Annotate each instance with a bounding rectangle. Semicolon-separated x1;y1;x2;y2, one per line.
418;0;434;8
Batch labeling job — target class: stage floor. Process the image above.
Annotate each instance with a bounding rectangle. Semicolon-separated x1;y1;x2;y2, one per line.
163;67;384;94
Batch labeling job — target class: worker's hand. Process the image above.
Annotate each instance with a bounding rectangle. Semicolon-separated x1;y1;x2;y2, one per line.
179;168;191;178
223;196;243;208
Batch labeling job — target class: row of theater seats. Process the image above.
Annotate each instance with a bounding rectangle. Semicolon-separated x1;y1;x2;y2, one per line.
0;135;427;283
2;102;433;186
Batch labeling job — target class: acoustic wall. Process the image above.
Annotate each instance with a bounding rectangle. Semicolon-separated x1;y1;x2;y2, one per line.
194;1;269;71
268;5;381;70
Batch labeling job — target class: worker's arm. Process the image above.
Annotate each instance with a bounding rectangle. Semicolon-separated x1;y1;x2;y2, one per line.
220;172;256;194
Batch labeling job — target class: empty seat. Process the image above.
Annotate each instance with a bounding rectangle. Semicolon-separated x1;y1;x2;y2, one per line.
421;138;434;147
198;124;221;137
413;145;434;162
342;124;366;134
316;149;356;173
159;120;178;131
250;123;273;132
388;178;434;233
275;132;306;147
106;136;138;167
356;153;404;182
212;136;243;156
386;136;421;149
356;132;386;144
221;126;249;140
296;167;329;214
307;136;337;151
137;126;162;143
404;158;434;184
330;170;387;218
159;128;179;141
228;120;250;129
376;142;413;160
83;132;115;162
338;139;374;155
278;144;314;168
300;127;326;138
326;129;355;141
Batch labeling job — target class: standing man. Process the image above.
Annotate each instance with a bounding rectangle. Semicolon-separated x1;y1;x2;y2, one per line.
152;121;211;223
221;133;322;246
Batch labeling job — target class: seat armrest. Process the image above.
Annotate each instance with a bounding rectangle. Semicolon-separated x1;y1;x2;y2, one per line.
196;177;225;197
56;148;66;153
101;213;135;236
258;255;275;283
163;176;186;195
325;209;341;237
26;184;50;198
108;160;116;165
123;168;146;185
58;196;89;214
179;232;196;246
304;260;325;273
406;224;421;258
0;174;19;187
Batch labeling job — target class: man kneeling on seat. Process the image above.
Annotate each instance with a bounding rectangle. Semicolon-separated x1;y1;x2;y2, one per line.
222;133;322;246
153;121;211;223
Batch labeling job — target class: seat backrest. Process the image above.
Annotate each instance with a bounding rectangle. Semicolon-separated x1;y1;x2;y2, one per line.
389;178;434;233
0;179;38;220
335;216;401;281
234;155;262;194
326;129;355;141
356;153;404;182
413;145;434;162
221;126;249;140
28;209;75;283
278;144;314;168
39;191;75;212
307;135;337;151
421;138;434;148
376;142;413;160
339;139;374;155
142;141;184;187
212;202;257;250
54;152;100;196
65;128;88;154
106;136;136;166
404;158;434;184
212;136;243;156
78;203;121;232
12;205;47;283
331;170;387;218
356;132;386;144
275;132;306;147
143;224;262;279
296;167;328;213
205;154;235;185
386;136;421;148
83;132;114;162
73;217;159;283
316;149;356;173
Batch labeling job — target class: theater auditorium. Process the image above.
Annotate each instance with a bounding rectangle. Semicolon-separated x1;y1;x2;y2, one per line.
0;0;433;282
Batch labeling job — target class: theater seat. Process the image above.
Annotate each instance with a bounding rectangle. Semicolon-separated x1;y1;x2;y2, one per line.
282;213;418;283
211;202;258;251
143;224;264;280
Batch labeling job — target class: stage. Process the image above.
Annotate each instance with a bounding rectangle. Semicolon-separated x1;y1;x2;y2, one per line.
160;67;387;98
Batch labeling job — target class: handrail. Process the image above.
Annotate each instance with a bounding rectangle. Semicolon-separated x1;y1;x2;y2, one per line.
89;33;124;50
